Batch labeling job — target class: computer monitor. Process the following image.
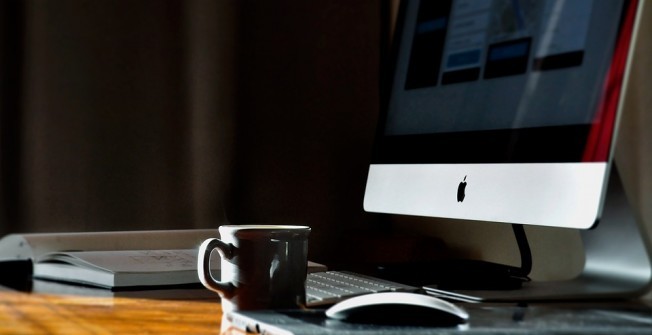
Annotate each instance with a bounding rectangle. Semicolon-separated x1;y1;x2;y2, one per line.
364;0;652;301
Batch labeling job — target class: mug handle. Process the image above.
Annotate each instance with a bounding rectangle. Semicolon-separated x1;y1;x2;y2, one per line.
198;238;236;298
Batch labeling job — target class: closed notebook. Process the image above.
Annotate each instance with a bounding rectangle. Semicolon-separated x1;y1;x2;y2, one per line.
34;249;219;289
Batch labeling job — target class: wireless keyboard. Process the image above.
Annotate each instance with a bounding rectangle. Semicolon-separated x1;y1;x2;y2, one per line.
306;271;418;306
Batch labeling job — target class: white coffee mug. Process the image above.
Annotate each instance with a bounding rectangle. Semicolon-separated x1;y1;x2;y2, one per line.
198;225;311;312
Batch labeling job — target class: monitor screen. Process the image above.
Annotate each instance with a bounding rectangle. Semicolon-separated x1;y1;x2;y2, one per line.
364;0;639;229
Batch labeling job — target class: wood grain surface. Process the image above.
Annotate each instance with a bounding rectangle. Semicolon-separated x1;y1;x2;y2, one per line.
0;289;245;334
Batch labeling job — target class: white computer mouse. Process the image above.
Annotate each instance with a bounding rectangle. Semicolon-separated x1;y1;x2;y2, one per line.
325;292;469;326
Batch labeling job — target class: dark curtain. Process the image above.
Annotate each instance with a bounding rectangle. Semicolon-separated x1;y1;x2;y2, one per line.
0;0;237;234
0;0;25;235
0;0;383;264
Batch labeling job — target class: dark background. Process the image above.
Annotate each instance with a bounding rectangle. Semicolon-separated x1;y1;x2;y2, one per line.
0;0;389;264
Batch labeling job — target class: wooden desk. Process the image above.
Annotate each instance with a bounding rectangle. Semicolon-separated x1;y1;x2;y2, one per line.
0;288;244;334
3;286;652;334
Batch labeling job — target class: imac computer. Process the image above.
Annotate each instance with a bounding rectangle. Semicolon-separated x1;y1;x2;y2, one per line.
364;0;652;301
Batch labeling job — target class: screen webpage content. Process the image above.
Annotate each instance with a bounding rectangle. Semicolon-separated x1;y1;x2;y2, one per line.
385;0;627;136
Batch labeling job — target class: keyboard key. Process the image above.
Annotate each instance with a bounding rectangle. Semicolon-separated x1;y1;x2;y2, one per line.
305;271;417;306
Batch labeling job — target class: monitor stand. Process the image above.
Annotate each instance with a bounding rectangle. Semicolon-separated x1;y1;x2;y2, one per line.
424;165;652;302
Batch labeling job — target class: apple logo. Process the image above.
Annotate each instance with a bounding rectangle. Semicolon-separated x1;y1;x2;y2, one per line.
457;176;467;202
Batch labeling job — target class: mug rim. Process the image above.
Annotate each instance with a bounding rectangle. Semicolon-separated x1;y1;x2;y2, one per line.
218;224;310;231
